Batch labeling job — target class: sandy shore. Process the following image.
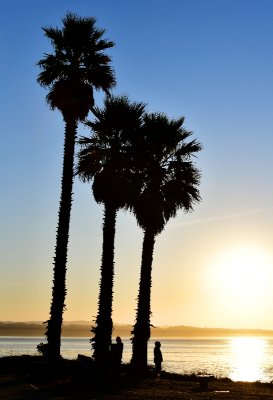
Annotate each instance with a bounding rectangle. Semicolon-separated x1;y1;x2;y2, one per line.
1;356;273;399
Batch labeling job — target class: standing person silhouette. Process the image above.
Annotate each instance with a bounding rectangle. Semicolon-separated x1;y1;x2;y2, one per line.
115;336;123;365
111;336;124;369
154;341;163;372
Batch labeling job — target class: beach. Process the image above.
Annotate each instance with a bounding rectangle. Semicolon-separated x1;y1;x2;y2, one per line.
1;356;273;400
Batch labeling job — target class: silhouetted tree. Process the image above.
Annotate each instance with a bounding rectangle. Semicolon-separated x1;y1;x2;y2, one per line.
130;113;202;371
37;13;115;362
76;95;146;368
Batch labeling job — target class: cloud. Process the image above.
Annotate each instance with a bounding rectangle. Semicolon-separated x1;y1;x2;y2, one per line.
171;207;273;228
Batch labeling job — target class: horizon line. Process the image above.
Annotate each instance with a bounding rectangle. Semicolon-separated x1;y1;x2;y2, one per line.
1;320;273;333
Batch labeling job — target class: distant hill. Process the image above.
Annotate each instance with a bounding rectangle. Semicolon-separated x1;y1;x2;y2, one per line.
1;321;273;338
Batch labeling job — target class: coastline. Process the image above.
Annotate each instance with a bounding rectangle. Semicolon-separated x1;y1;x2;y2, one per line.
1;356;273;399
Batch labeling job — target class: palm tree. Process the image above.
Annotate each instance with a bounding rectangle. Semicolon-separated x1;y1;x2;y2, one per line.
76;95;146;368
130;113;202;371
37;13;115;362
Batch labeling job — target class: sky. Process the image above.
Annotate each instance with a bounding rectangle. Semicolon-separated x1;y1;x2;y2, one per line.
1;0;273;331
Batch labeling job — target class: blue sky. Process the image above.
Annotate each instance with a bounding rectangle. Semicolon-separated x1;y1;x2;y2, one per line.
1;0;273;329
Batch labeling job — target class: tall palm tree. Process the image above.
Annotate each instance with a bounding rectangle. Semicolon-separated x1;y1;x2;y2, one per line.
131;113;202;371
37;13;115;362
76;95;146;368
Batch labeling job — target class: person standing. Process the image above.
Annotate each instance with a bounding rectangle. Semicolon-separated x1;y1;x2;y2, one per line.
111;336;124;368
115;336;123;365
154;341;163;372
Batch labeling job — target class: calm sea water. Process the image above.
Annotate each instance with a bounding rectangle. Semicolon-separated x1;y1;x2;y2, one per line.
1;336;273;383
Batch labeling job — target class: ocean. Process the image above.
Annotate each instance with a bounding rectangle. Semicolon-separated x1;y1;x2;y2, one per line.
1;336;273;383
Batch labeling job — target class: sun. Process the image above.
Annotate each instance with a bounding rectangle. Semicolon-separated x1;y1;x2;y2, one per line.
207;245;272;312
217;247;268;297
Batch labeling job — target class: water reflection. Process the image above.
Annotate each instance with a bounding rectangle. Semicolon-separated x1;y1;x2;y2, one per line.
229;337;266;382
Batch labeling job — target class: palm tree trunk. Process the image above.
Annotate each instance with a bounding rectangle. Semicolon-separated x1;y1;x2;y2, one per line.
93;203;117;368
131;227;156;372
46;117;77;362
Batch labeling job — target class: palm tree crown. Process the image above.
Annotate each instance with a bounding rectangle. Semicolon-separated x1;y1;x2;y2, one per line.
133;113;201;233
77;95;146;207
37;12;115;119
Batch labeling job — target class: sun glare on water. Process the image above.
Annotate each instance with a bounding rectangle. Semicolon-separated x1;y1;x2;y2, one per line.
229;337;266;382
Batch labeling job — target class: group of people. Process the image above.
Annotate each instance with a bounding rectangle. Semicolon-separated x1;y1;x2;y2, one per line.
111;337;163;372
